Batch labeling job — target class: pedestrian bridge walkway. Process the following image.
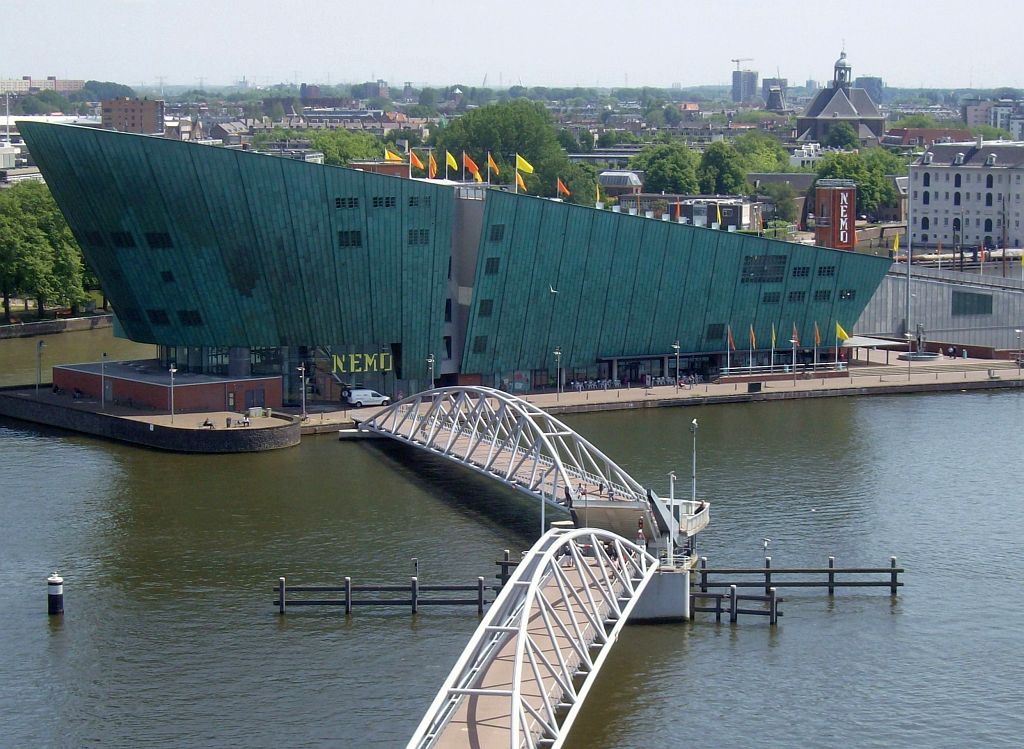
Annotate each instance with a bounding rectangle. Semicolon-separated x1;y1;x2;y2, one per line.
358;386;709;548
406;527;659;749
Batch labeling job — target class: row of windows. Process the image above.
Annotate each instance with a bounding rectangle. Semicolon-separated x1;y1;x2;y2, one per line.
143;309;203;326
792;266;835;278
334;195;432;209
489;224;505;242
759;289;854;303
337;229;431;247
921;172;1018;188
741;255;787;283
916;191;1021;207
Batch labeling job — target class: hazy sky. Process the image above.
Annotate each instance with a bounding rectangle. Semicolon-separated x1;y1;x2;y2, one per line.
6;0;1023;90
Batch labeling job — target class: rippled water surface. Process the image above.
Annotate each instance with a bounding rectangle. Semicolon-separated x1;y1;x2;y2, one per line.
1;333;1022;747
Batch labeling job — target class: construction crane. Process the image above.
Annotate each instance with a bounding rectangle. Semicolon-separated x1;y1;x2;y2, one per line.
731;57;753;70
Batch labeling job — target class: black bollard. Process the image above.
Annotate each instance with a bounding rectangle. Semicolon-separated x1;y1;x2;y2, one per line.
47;572;64;616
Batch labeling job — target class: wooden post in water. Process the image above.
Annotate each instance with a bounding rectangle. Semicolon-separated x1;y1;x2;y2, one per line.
278;577;286;614
764;556;772;596
477;577;485;615
729;585;738;623
411;576;419;614
828;556;835;595
769;587;778;625
700;556;708;593
344;576;352;615
890;556;898;595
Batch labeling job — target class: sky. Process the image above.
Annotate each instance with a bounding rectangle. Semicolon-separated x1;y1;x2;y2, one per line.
5;0;1024;91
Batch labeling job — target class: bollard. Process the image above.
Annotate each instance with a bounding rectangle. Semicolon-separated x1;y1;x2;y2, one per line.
729;584;738;623
411;576;419;614
700;556;708;593
477;576;485;615
890;556;898;596
412;557;419;577
344;576;352;615
278;576;286;614
764;556;772;597
47;572;64;616
769;587;778;625
828;556;835;596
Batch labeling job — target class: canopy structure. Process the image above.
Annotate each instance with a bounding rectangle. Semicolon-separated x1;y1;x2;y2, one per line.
841;335;909;348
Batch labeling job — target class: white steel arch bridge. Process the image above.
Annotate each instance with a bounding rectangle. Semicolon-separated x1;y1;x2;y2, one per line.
357;386;709;548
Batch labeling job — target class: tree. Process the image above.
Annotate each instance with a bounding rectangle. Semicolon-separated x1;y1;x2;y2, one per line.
309;129;382;166
418;88;439;108
759;182;798;223
698;141;747;194
733;131;790;173
823;121;860;150
814;148;905;217
629;143;699;194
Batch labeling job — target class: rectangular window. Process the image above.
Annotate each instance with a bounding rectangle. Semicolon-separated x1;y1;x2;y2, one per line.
472;335;487;354
839;289;856;300
408;228;430;245
444;335;452;359
817;266;836;277
338;230;362;248
444;298;452;322
952;290;993;316
762;291;781;304
119;307;142;323
740;254;787;283
110;231;135;248
407;195;431;208
177;309;203;326
145;232;173;249
372;196;397;208
814;289;832;302
146;309;170;325
484;257;500;275
791;266;810;278
160;270;175;283
705;323;724;341
335;197;359;209
489;224;506;242
85;230;106;247
788;291;806;303
478;299;494;317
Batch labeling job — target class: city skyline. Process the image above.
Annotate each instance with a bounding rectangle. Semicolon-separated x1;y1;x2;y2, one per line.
5;0;1024;92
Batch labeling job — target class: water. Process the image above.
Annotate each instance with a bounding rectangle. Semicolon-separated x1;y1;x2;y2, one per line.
1;332;1022;747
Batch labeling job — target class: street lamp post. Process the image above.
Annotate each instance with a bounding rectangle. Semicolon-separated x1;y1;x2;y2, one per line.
789;338;798;386
169;366;177;423
426;353;435;390
672;340;680;392
35;339;45;396
297;362;307;420
553;346;562;401
100;352;107;410
690;419;698;505
667;470;677;566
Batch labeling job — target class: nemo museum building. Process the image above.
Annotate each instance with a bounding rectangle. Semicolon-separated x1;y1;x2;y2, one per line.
21;123;890;406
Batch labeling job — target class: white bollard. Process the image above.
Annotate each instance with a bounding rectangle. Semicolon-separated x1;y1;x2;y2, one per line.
48;572;64;615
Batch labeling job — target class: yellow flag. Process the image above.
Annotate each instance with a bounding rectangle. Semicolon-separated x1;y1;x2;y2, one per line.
516;170;527;192
771;323;777;348
445;150;458;170
515;153;534;174
893;233;900;253
836;322;850;341
384;148;403;162
596;183;601;203
716;202;723;225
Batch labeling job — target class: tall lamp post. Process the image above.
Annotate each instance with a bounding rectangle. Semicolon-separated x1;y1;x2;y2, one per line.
168;366;177;424
297;362;307;420
426;353;435;390
672;339;681;392
667;470;677;566
553;346;562;401
35;339;45;396
690;419;698;505
100;352;107;410
789;338;798;386
904;332;913;380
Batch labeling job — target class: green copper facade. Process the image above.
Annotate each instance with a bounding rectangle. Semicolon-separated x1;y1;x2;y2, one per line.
462;190;890;377
21;122;891;388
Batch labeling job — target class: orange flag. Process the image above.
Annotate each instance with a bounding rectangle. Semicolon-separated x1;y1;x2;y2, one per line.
428;152;438;179
814;321;821;346
516;170;527;192
749;324;756;349
556;177;571;197
487;152;500;176
410;150;425;171
727;325;736;351
463;152;480;177
792;322;800;346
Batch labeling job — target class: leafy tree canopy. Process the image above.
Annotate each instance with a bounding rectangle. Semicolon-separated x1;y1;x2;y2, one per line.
823;121;860;150
698;141;748;194
629;143;699;194
732;131;790;173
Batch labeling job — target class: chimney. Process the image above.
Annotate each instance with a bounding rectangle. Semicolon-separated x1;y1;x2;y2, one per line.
976;133;984;149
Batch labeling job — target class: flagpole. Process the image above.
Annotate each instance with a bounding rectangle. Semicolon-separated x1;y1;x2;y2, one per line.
835;331;840;370
514;168;519;194
486;151;491;185
726;326;731;374
445;151;449;181
461;151;465;182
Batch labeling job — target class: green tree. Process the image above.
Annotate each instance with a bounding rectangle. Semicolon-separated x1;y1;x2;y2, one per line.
759;182;798;223
418;88;439;108
971;124;1013;140
814;148;904;217
698;141;747;194
309;129;382;166
823;121;860;150
629;143;699;194
733;131;789;173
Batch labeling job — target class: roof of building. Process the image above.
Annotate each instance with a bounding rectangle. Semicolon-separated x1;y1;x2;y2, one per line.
801;85;880;120
598;171;642;187
921;141;1024;168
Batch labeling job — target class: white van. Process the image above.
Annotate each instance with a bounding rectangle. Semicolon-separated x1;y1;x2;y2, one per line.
345;389;390;408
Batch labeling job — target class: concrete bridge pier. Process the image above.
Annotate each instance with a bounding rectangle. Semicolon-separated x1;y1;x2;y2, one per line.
630;565;692;622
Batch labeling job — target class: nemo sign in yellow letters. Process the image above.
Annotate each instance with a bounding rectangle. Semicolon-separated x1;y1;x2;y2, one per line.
332;353;393;374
